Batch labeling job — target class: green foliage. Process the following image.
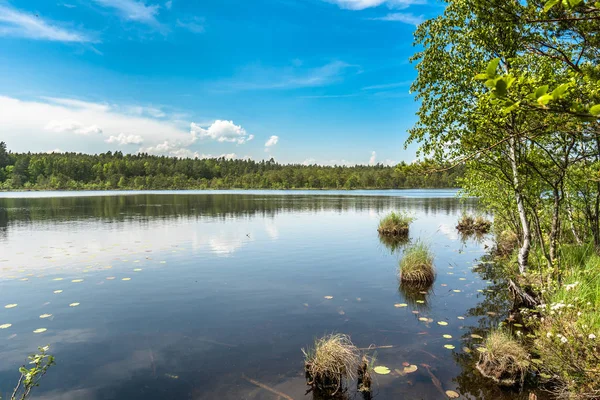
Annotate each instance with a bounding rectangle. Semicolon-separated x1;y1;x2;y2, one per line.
2;346;55;400
0;145;463;191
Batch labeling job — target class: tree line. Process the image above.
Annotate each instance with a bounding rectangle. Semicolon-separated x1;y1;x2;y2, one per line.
0;142;463;190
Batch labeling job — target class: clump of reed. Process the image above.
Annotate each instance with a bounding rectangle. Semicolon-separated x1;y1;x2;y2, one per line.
456;214;492;234
377;211;414;236
303;334;360;397
476;330;530;387
399;241;435;284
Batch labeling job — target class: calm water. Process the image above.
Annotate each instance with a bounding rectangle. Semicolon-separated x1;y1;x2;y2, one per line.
0;191;525;400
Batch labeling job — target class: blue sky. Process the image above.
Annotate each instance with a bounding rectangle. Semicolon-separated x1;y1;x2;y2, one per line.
0;0;441;165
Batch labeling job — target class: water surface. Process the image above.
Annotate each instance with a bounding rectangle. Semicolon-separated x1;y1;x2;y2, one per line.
0;191;525;399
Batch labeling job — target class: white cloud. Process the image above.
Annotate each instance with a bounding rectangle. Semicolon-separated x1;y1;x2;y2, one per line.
190;120;253;144
0;5;93;42
92;0;160;25
302;158;316;166
46;149;62;154
0;95;193;154
265;135;279;148
165;1;173;10
369;151;377;165
176;17;204;33
372;12;424;25
326;0;425;10
106;133;144;145
218;61;358;91
45;120;103;135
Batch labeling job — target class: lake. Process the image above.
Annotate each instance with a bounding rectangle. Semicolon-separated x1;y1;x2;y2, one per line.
0;190;527;400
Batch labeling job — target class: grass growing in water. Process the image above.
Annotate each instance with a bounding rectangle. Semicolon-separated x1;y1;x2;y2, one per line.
476;330;530;387
377;211;414;236
399;241;435;284
456;214;492;234
303;334;360;397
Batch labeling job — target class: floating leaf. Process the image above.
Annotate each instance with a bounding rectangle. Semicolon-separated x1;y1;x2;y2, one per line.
457;316;465;320
443;334;453;339
122;278;131;281
53;278;64;281
71;279;84;283
39;314;52;319
33;328;47;334
0;323;12;329
446;390;460;398
462;347;471;353
324;296;333;300
403;364;418;374
416;300;425;304
54;290;63;294
437;321;448;326
444;344;455;350
471;334;483;339
373;366;391;375
4;304;17;309
133;268;142;272
452;290;461;293
419;317;429;322
69;303;80;307
165;373;179;379
106;277;115;280
459;278;466;281
394;303;408;308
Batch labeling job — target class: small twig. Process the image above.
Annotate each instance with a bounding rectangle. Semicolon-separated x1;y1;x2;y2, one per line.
242;374;294;400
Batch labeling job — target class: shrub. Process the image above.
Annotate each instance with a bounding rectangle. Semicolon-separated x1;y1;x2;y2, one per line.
456;213;492;234
399;241;435;284
378;211;414;236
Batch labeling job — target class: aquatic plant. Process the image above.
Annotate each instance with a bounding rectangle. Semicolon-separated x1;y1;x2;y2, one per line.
377;211;414;236
303;334;360;397
399;241;435;284
476;330;529;387
357;354;375;398
7;346;55;400
456;214;492;234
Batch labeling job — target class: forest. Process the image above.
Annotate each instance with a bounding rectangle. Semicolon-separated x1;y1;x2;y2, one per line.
0;142;463;190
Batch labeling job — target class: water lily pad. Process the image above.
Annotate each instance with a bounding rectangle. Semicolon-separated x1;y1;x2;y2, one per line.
437;321;449;326
106;277;116;280
69;303;80;307
444;344;455;350
122;278;131;281
0;324;12;329
443;334;452;339
373;366;391;375
452;290;461;293
459;278;467;281
471;334;483;339
53;289;63;294
71;279;84;283
53;278;63;281
416;300;425;304
39;314;52;319
457;316;465;320
419;317;429;322
403;364;418;374
33;328;47;334
394;303;408;308
133;268;142;272
4;304;17;309
324;296;333;300
446;390;460;398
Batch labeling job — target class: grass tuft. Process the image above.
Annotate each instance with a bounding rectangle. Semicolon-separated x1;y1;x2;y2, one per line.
378;211;414;236
399;241;435;284
456;214;492;234
303;334;360;396
476;329;530;387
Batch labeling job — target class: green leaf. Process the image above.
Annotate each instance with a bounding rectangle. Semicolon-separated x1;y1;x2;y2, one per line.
535;85;549;98
474;73;488;80
19;367;28;374
495;79;508;97
552;83;569;100
538;94;553;105
590;104;600;116
544;0;560;12
486;58;500;77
